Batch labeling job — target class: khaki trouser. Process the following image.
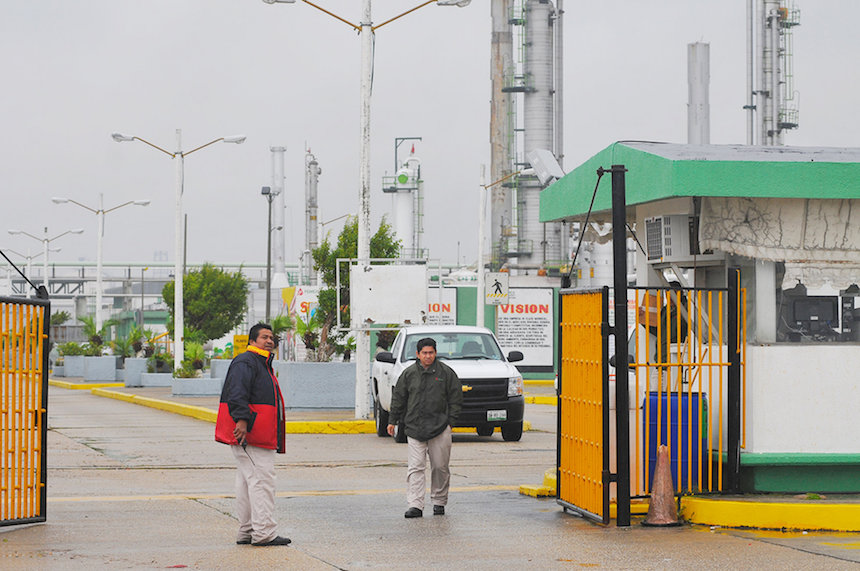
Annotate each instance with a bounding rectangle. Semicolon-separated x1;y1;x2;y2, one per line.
231;444;277;544
406;426;452;510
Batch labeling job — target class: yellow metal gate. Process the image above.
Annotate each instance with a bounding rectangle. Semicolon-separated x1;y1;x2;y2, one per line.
1;296;49;526
557;288;609;524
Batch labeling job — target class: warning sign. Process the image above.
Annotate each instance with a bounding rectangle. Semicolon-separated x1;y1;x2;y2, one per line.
485;272;509;306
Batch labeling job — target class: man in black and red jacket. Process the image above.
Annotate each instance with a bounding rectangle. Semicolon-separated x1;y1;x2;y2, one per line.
215;323;290;547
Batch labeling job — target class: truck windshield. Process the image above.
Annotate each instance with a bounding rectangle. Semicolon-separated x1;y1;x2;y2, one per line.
401;333;504;361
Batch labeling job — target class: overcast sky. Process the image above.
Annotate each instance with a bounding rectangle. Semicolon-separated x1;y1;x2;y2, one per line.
2;1;858;276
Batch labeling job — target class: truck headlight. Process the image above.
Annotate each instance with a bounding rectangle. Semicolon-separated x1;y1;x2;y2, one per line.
508;374;524;397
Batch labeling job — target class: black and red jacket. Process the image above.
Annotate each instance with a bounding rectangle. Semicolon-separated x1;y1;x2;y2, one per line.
215;345;285;453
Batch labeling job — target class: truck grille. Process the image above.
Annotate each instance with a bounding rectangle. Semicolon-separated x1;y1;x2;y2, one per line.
460;378;508;401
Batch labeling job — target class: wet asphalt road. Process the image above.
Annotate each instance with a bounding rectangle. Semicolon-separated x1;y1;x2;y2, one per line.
1;387;857;570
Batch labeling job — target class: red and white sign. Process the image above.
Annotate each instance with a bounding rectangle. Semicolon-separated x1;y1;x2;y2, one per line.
495;288;554;368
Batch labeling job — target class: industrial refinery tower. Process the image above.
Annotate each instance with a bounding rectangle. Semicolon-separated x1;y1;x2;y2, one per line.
490;0;565;275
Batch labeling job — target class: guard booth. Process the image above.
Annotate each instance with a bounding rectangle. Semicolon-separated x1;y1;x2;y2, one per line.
1;295;50;527
557;278;744;525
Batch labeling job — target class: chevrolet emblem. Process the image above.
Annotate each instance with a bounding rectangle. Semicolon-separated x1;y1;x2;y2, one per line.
462;385;473;392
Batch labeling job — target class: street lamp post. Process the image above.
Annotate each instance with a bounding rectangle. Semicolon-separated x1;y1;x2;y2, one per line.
477;167;533;327
140;267;149;327
261;186;276;323
263;0;470;419
8;227;84;290
53;193;150;330
113;129;246;373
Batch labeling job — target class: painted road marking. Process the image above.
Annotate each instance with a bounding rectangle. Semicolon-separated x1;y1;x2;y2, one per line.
48;485;520;503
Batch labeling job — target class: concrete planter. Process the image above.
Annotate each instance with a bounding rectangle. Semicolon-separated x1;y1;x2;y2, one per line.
139;373;174;387
84;356;118;382
53;365;65;377
172;376;224;396
64;355;85;377
210;359;233;379
273;362;356;410
123;358;148;388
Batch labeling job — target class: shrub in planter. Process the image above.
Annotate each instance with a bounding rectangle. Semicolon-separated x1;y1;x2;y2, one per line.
58;342;85;357
147;351;174;373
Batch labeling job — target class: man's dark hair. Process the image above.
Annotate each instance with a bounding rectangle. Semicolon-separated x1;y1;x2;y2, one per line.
667;281;687;305
250;322;273;342
416;337;436;352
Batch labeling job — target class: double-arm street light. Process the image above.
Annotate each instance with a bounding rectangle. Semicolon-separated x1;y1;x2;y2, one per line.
112;129;246;373
8;227;84;290
263;0;470;418
52;193;150;330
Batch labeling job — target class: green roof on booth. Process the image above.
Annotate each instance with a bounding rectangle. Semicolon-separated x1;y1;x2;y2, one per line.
539;142;860;222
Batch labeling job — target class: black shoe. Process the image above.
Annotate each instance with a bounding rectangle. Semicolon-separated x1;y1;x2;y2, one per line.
236;538;252;545
252;536;292;547
404;507;423;518
433;505;445;516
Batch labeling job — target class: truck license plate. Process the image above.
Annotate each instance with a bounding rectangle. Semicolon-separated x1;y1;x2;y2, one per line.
487;410;507;421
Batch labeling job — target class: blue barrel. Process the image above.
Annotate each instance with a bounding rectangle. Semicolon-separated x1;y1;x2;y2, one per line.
644;392;709;490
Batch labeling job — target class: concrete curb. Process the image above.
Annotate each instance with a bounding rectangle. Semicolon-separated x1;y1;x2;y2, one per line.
87;387;531;436
519;467;860;531
525;395;557;405
50;379;125;390
680;497;860;532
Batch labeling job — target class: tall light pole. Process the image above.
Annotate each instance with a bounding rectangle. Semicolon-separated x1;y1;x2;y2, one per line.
261;186;277;323
53;193;150;330
477;167;533;327
112;129;246;373
8;227;84;290
140;267;149;327
263;0;471;419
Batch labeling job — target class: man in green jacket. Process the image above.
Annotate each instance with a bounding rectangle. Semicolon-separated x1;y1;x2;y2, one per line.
388;337;463;518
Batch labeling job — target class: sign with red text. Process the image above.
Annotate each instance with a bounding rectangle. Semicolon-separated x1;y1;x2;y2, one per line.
426;287;457;325
292;285;321;318
495;288;554;369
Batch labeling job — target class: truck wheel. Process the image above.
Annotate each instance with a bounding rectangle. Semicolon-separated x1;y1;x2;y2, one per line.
374;398;390;438
476;424;494;437
501;421;523;442
394;421;408;443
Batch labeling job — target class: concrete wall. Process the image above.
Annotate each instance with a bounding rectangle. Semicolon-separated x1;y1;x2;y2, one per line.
84;356;117;382
273;362;355;409
123;358;148;387
746;345;860;453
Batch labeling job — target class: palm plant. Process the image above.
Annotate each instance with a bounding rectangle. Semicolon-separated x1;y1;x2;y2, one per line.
78;315;119;355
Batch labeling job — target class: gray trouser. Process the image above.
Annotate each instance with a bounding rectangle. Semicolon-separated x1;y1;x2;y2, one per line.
231;444;277;544
406;426;452;510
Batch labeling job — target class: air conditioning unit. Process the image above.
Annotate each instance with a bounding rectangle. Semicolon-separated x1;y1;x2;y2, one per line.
645;215;692;262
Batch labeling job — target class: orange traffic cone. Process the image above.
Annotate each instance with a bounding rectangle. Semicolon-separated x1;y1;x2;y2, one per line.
642;445;681;526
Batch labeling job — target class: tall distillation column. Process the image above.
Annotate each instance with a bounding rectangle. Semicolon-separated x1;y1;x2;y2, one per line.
270;146;289;289
490;0;514;270
756;0;799;146
304;150;320;285
519;0;562;269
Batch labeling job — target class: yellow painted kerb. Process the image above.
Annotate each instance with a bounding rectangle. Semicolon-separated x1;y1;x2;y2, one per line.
681;497;860;532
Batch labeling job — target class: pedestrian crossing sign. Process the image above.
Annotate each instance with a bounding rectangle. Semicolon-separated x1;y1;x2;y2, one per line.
485;272;509;306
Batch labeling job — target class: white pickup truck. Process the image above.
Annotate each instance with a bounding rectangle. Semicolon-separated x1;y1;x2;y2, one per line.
372;325;525;442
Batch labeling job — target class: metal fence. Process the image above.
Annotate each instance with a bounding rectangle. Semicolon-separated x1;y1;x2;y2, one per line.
558;273;745;524
1;295;49;526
